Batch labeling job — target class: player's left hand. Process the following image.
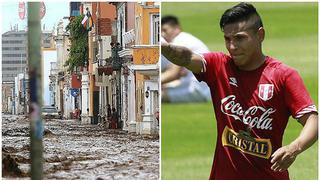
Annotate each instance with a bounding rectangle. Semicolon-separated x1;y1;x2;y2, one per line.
270;143;300;172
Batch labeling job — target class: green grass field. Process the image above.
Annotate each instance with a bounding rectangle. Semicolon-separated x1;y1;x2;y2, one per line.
161;3;318;180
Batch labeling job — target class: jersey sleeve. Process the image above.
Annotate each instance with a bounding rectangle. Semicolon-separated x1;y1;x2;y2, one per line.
193;52;225;84
284;69;317;119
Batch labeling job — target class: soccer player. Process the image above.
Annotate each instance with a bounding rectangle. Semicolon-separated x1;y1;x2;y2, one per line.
161;15;211;103
162;3;318;179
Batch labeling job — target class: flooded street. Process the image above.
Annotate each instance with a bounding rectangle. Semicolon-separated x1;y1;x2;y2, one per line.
2;115;159;179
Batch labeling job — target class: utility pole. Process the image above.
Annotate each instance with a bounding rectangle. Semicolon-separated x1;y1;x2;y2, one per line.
28;2;43;179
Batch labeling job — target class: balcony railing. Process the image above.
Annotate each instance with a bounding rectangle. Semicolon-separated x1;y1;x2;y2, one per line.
98;65;113;76
132;45;159;65
122;29;135;45
97;44;124;73
97;60;112;76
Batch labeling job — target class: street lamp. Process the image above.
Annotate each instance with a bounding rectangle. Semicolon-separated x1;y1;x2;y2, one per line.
145;86;150;98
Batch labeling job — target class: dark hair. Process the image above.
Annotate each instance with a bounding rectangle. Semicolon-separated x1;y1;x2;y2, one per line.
161;15;180;27
220;2;263;31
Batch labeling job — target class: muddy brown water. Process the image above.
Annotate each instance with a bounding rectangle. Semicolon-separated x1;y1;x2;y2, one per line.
2;115;159;179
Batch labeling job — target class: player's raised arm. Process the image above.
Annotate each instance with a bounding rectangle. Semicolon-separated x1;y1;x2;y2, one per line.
161;43;205;73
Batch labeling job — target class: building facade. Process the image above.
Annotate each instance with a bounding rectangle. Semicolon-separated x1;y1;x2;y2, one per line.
2;28;53;115
2;29;52;83
47;2;159;135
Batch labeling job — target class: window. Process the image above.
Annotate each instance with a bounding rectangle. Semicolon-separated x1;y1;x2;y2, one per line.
2;60;27;64
150;14;159;45
70;2;81;16
2;47;25;51
135;16;142;45
94;47;99;63
44;40;51;44
2;54;26;57
3;74;18;78
116;4;126;47
2;40;23;44
2;67;19;71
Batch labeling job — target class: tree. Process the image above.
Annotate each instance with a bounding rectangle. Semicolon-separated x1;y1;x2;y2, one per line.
65;15;88;72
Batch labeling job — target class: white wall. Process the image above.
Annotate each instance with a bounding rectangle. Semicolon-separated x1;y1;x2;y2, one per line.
43;50;57;106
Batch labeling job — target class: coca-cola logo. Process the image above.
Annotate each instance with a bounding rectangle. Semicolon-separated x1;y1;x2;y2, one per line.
221;95;275;130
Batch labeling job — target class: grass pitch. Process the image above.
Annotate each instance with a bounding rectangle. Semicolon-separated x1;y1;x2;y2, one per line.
161;3;318;180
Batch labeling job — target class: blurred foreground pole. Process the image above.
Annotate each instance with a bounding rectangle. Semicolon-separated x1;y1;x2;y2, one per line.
28;2;43;180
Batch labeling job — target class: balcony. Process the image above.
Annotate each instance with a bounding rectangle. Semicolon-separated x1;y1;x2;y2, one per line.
132;45;159;65
57;71;65;81
98;64;113;76
96;45;130;74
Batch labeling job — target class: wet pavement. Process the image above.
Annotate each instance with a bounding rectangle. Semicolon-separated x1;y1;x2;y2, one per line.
2;115;159;179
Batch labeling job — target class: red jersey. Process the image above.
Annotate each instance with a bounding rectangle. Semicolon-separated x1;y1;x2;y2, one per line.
194;52;317;180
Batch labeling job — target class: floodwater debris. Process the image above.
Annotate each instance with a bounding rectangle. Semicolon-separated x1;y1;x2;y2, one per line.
2;115;159;179
2;154;28;177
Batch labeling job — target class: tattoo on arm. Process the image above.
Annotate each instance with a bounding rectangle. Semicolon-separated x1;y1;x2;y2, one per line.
162;44;192;67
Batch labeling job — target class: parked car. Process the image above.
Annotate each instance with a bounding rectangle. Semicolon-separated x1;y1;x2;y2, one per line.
42;106;61;119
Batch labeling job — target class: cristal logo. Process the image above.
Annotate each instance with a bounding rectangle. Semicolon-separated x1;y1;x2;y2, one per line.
221;95;275;130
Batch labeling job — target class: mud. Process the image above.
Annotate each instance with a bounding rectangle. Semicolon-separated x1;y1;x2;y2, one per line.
2;115;159;179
